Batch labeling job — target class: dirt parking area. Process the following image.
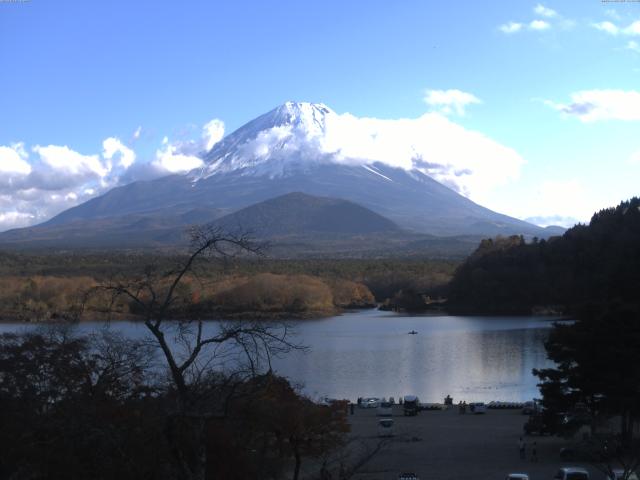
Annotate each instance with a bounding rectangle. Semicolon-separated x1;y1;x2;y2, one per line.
346;405;599;480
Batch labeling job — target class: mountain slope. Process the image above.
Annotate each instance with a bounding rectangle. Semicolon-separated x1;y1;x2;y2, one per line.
213;192;400;237
0;101;551;250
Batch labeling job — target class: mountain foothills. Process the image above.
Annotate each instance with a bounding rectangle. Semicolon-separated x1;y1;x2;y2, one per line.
0;102;558;253
445;197;640;315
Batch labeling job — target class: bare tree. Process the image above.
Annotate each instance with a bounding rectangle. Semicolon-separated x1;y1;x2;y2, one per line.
86;225;299;480
585;435;640;480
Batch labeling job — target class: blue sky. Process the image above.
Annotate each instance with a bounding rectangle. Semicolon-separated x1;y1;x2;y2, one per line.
1;0;639;230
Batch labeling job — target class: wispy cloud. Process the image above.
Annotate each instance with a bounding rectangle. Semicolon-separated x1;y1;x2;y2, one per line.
132;126;142;140
499;22;524;34
593;20;640;36
533;4;557;18
423;89;482;116
203;119;225;151
499;4;569;34
544;89;640;122
593;21;620;35
529;20;550;31
627;40;640;53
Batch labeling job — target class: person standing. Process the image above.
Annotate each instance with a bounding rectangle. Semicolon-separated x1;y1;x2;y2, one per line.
531;441;538;462
518;437;526;460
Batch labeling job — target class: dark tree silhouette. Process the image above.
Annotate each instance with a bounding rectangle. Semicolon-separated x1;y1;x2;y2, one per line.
88;225;300;480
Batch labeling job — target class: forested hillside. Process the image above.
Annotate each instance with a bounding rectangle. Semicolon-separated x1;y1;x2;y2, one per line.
446;198;640;314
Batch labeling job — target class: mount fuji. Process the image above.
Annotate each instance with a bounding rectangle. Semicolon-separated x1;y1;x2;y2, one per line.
0;102;554;252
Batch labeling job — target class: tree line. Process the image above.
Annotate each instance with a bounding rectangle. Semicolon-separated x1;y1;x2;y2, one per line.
446;197;640;314
445;198;640;475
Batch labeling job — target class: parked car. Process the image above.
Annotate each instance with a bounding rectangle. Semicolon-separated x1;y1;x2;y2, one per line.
398;474;419;480
553;467;590;480
378;418;394;437
506;474;529;480
606;470;639;480
403;395;420;416
469;402;487;414
361;397;381;408
377;401;393;416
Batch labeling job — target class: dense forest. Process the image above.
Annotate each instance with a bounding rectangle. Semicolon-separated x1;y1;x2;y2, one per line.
0;253;456;321
446;198;640;314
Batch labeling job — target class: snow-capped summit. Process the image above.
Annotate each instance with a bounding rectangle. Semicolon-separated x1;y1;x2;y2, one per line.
193;101;336;180
268;101;334;134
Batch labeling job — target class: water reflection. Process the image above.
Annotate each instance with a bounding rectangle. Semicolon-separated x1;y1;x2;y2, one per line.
0;309;556;403
271;310;555;402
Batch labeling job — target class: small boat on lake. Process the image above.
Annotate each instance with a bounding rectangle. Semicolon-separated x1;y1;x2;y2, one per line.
408;330;418;335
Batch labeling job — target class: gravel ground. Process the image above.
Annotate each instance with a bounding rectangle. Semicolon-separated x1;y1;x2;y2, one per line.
345;405;600;480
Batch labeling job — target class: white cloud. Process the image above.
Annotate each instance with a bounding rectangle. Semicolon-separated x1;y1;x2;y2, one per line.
0;211;35;230
153;137;204;174
325;112;523;198
545;89;640;122
529;20;551;31
1;110;522;231
33;144;109;178
534;4;557;18
628;40;640;53
627;21;640;36
0;138;140;231
203;118;225;151
212;109;525;201
593;20;640;36
0;143;31;175
423;89;482;116
0;114;226;231
524;179;595;225
102;137;136;169
593;21;620;35
525;214;578;229
499;22;524;34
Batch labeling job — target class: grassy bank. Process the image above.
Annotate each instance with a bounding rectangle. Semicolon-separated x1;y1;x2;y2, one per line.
0;253;457;321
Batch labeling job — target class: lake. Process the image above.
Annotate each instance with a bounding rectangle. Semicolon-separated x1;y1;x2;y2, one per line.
0;309;558;403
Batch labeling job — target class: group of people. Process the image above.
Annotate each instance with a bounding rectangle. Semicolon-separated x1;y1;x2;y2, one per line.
518;437;538;462
457;400;468;414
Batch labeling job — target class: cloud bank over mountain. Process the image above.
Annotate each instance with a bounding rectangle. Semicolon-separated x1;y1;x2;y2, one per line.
0;119;225;231
197;101;524;201
0;102;525;231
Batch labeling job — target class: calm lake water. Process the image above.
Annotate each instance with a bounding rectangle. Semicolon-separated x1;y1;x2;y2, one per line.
0;309;558;403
